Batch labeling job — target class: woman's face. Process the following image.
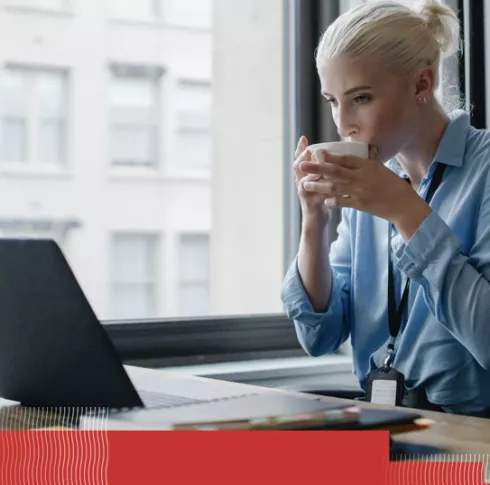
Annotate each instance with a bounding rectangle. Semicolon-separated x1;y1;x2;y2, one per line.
317;55;419;161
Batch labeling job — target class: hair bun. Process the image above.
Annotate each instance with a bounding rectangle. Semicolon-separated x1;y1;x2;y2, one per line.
414;0;460;56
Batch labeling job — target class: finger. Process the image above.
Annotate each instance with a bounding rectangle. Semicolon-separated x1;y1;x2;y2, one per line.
295;148;312;165
293;149;312;178
299;173;322;183
295;136;309;158
324;195;358;210
304;173;322;182
315;149;363;169
296;173;321;188
299;161;355;182
302;179;350;196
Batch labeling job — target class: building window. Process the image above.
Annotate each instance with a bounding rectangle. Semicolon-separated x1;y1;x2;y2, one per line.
109;66;161;168
178;234;210;316
111;234;158;319
109;0;212;27
175;81;212;171
0;67;68;168
109;0;159;21
164;0;212;29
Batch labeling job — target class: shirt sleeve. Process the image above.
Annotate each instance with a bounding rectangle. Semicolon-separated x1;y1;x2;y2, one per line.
281;209;353;357
394;187;490;370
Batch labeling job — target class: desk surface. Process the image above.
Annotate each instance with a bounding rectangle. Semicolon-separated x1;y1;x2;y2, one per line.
124;365;490;481
1;365;490;467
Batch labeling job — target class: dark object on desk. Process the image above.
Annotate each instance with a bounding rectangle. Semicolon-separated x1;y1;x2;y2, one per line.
0;239;250;410
303;388;365;400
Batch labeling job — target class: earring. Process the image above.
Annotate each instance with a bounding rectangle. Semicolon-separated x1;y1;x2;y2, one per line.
418;97;427;104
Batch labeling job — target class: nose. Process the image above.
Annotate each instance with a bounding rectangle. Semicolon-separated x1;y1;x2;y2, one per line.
336;105;359;139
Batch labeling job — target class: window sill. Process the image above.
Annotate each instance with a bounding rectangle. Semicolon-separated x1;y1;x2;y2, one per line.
4;5;73;18
0;166;72;179
108;17;212;34
164;354;352;376
162;354;358;391
108;168;210;184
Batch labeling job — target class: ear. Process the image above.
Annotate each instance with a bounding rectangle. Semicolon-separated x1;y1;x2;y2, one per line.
414;66;435;103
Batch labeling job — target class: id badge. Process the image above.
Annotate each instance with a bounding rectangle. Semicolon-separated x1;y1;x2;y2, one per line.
366;367;405;406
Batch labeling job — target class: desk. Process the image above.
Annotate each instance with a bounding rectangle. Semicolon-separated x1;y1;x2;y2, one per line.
1;365;490;475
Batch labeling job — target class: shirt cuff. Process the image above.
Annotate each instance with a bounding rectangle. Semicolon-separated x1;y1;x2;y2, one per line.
394;210;461;280
281;256;345;327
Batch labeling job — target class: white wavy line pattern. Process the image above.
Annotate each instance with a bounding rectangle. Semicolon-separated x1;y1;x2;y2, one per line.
387;452;490;484
0;406;109;484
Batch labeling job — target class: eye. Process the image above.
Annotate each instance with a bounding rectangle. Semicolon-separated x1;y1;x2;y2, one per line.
324;97;338;107
354;94;372;104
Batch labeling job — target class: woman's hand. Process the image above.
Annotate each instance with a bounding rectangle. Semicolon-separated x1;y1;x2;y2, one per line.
299;146;433;239
293;136;331;224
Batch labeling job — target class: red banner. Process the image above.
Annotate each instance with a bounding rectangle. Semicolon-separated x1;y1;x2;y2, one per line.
0;430;485;484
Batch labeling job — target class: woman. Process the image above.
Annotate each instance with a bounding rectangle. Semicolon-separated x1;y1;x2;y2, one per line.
281;0;490;416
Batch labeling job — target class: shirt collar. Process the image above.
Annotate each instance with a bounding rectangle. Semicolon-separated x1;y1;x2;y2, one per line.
387;109;470;175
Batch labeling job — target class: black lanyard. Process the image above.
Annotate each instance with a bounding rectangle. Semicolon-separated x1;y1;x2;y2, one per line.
384;162;446;370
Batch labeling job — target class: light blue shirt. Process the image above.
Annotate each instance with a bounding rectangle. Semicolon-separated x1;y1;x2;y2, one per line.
281;110;490;416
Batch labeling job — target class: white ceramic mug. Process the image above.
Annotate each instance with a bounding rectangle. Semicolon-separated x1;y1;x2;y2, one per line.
307;141;369;160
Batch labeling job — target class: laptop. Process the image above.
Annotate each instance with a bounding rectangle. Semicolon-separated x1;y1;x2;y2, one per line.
0;238;259;410
0;238;421;430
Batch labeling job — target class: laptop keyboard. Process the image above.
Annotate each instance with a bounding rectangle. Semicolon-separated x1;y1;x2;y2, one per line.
138;390;204;409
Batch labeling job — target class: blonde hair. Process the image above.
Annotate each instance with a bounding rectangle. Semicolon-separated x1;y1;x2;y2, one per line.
316;0;460;95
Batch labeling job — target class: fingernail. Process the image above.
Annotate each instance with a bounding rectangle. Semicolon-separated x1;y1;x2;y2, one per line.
303;182;313;191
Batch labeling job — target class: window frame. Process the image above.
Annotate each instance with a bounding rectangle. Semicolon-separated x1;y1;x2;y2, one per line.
108;63;164;171
104;314;307;367
109;231;161;320
0;64;70;172
107;0;212;32
459;0;486;128
176;232;211;317
172;79;212;175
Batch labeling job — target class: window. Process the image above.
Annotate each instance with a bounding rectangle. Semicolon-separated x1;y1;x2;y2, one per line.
109;67;160;168
109;0;158;21
164;0;212;29
174;81;212;171
178;234;210;316
109;0;212;28
111;234;158;319
0;0;286;324
0;67;68;168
